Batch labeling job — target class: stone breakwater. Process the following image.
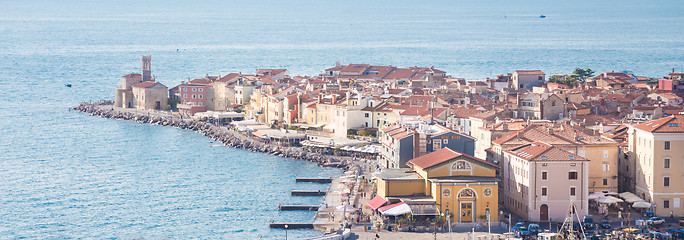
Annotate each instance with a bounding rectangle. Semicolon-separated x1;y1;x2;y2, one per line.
72;102;354;170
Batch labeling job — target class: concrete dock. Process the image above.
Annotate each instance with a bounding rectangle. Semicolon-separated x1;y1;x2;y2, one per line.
296;177;333;183
269;223;314;229
291;190;327;196
279;205;320;211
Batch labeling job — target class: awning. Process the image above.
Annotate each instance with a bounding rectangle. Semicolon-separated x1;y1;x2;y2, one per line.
595;196;618;204
619;192;646;203
379;202;411;216
409;203;440;216
588;192;605;200
632;201;652;208
367;196;387;211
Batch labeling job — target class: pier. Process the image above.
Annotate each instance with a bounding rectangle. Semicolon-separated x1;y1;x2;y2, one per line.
291;190;327;196
279;205;320;211
296;177;333;183
269;223;314;229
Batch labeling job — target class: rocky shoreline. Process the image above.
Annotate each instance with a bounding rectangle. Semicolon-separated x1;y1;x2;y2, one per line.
72;102;354;170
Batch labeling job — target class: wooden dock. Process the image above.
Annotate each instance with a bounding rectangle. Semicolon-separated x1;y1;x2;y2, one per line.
295;177;332;183
291;190;327;196
279;205;320;211
269;223;314;229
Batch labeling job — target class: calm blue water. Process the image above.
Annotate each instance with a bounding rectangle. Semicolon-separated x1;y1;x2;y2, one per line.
1;0;684;238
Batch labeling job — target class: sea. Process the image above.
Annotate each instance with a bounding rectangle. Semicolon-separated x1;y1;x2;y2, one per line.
1;0;683;239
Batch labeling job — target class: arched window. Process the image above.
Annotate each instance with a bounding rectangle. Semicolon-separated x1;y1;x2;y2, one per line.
458;188;476;198
452;160;472;170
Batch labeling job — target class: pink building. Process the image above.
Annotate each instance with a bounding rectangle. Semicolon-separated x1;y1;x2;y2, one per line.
177;80;209;116
502;142;590;222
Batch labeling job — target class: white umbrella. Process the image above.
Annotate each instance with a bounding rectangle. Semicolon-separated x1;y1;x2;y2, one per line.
588;192;605;200
335;205;356;212
607;196;624;203
632;201;652;208
595;196;617;204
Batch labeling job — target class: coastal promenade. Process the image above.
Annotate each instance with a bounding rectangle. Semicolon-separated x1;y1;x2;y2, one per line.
72;102;354;169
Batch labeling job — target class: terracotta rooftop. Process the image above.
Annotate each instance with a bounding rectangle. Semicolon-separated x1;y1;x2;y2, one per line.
132;81;164;88
492;123;618;146
505;142;589;162
633;114;684;133
122;73;142;78
408;148;495;169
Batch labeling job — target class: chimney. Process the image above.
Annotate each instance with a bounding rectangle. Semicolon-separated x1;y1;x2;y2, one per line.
318;94;322;103
502;122;509;131
336;61;340;67
332;95;337;104
548;127;553;135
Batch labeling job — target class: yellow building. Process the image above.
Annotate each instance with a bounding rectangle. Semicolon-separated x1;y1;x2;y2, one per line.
375;148;499;223
629;114;684;217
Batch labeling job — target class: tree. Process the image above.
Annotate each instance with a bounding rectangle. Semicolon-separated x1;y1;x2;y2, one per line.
549;75;577;88
571;68;595;83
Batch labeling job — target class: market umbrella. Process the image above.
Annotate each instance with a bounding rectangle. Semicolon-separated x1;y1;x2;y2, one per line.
588;192;605;200
632;201;652;208
335;205;356;212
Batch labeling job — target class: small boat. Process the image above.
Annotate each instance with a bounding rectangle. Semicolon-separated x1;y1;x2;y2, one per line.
540;15;546;18
65;83;72;87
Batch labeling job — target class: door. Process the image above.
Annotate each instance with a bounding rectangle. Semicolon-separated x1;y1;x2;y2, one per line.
460;202;473;222
155;101;161;110
540;204;549;221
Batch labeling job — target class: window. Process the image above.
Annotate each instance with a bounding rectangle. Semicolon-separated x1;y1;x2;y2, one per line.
602;163;609;172
183;94;187;98
192;94;196;99
199;95;203;99
552;101;556;107
568;171;578;180
541;171;548;180
603;178;608;186
183;87;187;91
664;176;670;187
665;141;670;150
664;200;670;209
538;76;543;80
664;158;671;169
443;139;449;144
541;187;548;196
199;88;203;92
199;102;203;106
433;142;441;150
365;113;369;118
570;187;576;196
192;88;196;92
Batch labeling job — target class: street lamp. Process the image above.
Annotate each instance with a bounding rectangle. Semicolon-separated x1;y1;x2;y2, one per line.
284;224;288;240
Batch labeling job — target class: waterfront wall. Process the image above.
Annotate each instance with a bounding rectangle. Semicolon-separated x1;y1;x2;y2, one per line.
72;102;353;170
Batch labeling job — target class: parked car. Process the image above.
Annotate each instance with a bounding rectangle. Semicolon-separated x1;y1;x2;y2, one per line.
528;223;540;236
583;215;594;230
600;221;611;229
512;222;524;232
648;217;665;225
516;226;530;237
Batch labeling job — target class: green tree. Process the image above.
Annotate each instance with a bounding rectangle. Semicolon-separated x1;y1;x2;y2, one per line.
571;68;595;83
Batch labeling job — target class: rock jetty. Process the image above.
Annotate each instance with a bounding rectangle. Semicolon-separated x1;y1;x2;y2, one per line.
72;102;353;170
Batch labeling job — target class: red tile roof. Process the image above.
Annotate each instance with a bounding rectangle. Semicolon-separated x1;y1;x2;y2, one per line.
633;114;684;133
132;81;161;88
505;142;589;162
408;148;495;169
122;73;142;78
217;73;240;82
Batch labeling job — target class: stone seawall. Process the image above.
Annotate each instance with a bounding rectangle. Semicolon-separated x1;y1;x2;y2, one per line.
72;102;353;170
